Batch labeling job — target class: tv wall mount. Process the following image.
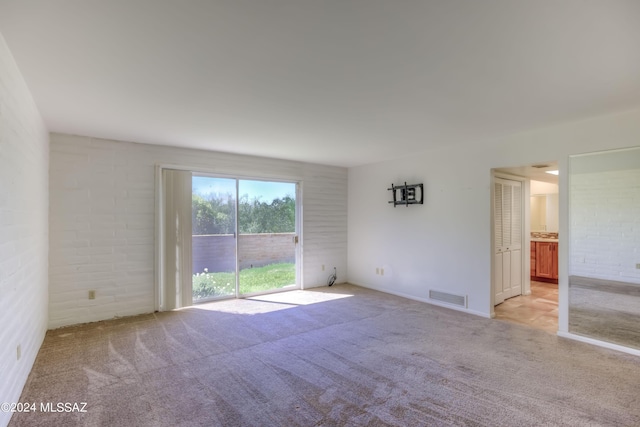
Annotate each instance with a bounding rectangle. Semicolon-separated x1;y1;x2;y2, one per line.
388;182;423;207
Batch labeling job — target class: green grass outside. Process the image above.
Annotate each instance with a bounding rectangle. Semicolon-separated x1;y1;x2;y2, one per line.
193;262;295;301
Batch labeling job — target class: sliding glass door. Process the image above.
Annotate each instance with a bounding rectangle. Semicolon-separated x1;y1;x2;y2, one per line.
191;176;237;302
238;180;297;296
190;175;298;302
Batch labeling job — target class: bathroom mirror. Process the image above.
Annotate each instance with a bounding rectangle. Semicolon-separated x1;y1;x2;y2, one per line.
568;146;640;350
530;193;559;232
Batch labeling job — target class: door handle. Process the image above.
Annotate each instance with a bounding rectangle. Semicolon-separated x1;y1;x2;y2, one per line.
293;235;299;244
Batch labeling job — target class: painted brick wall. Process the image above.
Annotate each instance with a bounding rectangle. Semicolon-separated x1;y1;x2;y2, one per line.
238;233;295;269
570;168;640;283
192;235;236;273
0;34;49;427
49;134;347;328
193;233;295;273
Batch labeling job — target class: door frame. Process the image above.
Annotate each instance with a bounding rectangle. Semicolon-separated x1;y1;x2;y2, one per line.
155;163;303;311
490;171;529;316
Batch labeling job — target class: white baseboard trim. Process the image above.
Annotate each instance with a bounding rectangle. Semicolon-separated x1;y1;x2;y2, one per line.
557;331;640;357
348;281;491;319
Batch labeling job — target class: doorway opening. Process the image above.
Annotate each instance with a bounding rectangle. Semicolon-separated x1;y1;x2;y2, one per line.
492;162;559;333
158;168;300;311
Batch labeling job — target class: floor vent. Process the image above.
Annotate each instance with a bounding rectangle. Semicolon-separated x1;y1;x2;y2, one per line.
429;290;467;308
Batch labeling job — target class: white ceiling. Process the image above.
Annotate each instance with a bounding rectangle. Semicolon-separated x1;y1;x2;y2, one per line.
1;1;640;167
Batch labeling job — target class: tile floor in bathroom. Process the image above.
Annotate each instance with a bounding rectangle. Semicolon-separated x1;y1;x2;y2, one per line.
494;280;558;333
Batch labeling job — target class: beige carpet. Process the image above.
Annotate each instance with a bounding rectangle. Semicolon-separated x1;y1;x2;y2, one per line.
9;284;640;426
569;275;640;350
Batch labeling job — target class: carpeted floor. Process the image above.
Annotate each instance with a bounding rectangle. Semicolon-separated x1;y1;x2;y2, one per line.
9;284;640;426
569;276;640;350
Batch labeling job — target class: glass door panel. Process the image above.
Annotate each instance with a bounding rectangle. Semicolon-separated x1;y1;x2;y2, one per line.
191;176;237;302
238;180;297;295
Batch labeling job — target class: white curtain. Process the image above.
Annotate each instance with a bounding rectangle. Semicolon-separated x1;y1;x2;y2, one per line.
161;169;193;310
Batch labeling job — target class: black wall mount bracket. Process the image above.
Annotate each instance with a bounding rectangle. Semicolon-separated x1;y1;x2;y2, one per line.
388;182;423;207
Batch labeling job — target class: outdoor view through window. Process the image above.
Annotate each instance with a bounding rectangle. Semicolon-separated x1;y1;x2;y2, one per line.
192;177;297;301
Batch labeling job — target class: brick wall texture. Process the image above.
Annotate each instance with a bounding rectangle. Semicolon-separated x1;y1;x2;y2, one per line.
193;233;296;274
49;133;347;328
570;168;640;283
0;33;49;427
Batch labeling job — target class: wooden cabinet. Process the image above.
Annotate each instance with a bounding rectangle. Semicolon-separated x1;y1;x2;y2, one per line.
530;241;536;277
531;241;558;283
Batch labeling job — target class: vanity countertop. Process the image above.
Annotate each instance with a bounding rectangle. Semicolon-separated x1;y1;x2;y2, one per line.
531;238;559;242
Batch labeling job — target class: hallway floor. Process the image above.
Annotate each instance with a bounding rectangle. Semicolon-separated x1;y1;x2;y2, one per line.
494;281;558;333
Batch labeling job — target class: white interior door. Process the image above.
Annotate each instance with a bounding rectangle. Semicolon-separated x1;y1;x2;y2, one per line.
494;177;523;305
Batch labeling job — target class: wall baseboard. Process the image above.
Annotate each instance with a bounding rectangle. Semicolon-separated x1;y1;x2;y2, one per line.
557;331;640;357
348;281;491;319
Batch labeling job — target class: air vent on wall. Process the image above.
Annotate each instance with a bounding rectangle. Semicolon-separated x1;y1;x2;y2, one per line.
429;290;467;308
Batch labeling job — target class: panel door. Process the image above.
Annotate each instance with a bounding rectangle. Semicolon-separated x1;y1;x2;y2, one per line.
535;242;556;279
494;178;523;304
495;251;505;305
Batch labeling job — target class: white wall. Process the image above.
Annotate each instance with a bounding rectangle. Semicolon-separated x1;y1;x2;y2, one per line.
0;33;49;427
530;180;558;195
49;134;347;328
348;107;640;333
546;193;559;233
570;165;640;283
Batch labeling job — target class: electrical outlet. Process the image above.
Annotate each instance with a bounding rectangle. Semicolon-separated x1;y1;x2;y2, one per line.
322;264;325;271
88;290;96;300
380;268;384;276
17;344;21;361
